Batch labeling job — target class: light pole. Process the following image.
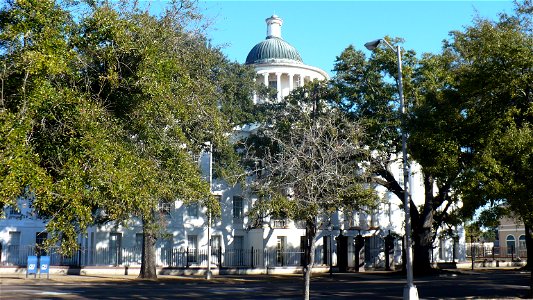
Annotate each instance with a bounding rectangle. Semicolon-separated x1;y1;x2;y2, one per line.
327;224;333;276
204;141;213;280
365;38;419;300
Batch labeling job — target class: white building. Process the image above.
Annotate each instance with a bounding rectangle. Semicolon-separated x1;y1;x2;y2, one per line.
0;15;465;272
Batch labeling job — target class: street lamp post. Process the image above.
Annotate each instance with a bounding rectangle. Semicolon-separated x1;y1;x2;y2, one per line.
327;224;333;276
204;141;213;280
365;38;419;300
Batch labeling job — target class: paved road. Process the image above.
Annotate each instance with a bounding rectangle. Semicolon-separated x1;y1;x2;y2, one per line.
0;269;530;299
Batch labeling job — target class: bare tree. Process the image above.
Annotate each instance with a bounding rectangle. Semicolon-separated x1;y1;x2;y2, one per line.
246;87;377;299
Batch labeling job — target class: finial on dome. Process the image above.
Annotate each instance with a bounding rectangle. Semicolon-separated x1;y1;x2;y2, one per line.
266;15;283;38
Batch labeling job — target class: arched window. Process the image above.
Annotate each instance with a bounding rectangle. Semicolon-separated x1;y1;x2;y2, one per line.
519;235;526;249
506;235;516;254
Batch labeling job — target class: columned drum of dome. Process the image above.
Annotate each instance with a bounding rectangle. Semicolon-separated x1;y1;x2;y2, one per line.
245;15;329;103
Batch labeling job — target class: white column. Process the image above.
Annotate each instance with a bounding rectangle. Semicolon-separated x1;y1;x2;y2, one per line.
276;72;282;102
288;73;294;92
263;73;269;87
253;77;257;104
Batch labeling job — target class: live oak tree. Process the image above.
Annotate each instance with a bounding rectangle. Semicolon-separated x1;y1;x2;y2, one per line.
344;0;532;279
0;0;252;279
444;1;533;294
332;42;469;274
0;0;147;254
246;81;377;300
451;0;533;247
76;1;223;278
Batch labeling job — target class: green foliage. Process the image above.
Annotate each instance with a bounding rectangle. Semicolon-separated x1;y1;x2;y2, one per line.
0;0;253;255
465;221;497;243
408;51;466;181
449;4;533;225
332;45;399;154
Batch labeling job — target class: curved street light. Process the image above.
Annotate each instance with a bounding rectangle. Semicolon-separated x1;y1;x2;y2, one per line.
365;38;419;300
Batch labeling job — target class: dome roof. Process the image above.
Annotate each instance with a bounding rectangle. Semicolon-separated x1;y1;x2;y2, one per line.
245;37;303;65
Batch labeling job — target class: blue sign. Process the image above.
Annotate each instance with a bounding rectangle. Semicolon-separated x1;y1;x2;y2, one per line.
39;256;50;275
27;256;38;277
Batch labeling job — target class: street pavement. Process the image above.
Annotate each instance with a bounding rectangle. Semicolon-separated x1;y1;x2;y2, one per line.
0;268;530;299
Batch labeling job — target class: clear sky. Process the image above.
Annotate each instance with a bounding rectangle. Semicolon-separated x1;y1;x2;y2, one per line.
189;0;516;76
147;1;516;76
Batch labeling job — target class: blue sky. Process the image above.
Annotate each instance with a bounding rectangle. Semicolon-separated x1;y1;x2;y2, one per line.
198;0;516;76
149;1;515;76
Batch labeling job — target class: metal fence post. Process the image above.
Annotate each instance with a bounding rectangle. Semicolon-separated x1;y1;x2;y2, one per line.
77;247;82;267
471;241;475;270
251;247;254;269
218;247;222;268
186;247;189;268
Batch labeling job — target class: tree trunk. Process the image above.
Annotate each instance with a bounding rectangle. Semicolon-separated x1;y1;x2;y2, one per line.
303;220;317;300
525;224;533;297
411;175;435;275
412;206;434;274
413;231;433;274
139;218;158;279
381;167;435;275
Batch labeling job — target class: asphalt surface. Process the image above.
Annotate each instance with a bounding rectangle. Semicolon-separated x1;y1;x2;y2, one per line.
0;269;530;299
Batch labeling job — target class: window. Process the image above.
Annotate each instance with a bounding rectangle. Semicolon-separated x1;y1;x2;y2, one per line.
439;238;446;260
159;236;173;266
323;236;329;265
36;232;48;256
519;235;526;249
210;235;222;266
211;235;222;250
135;233;143;249
7;232;21;265
233;236;243;250
36;232;47;246
158;200;173;215
506;235;515;255
109;233;122;265
233;235;244;266
370;207;380;228
276;236;286;266
6;205;21;218
8;231;20;246
398;168;404;186
187;235;198;262
187;203;199;218
233;196;244;220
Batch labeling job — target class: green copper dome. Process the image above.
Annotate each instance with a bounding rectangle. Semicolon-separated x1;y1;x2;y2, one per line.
245;37;303;65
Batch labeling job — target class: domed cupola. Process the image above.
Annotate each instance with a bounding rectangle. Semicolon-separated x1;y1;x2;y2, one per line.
245;15;303;65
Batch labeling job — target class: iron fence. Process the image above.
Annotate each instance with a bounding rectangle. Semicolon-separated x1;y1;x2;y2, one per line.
0;245;331;268
466;245;528;260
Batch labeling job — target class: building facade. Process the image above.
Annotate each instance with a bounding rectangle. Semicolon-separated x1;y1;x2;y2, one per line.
0;15;465;271
497;217;527;258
